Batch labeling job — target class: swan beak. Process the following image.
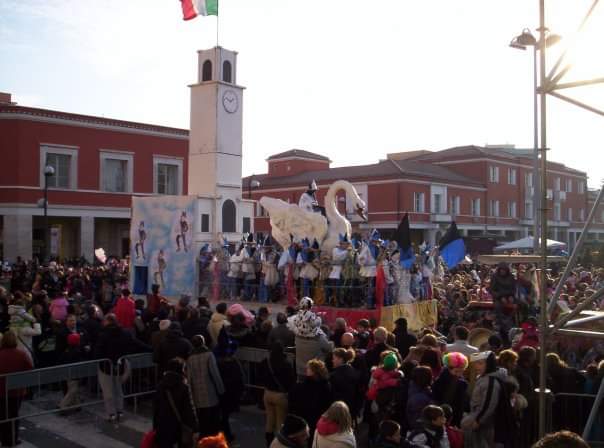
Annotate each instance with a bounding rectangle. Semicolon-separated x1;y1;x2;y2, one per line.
356;206;368;221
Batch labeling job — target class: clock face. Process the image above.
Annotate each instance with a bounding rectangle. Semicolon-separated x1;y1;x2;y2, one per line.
222;90;239;114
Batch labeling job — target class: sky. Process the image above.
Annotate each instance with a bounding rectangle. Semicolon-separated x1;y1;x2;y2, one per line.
1;0;603;186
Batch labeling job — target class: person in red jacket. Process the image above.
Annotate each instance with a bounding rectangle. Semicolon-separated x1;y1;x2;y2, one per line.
114;289;136;335
0;330;34;447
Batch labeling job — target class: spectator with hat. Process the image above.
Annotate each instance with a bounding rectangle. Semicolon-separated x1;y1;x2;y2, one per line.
270;415;310;448
58;332;84;411
432;352;469;427
292;298;333;379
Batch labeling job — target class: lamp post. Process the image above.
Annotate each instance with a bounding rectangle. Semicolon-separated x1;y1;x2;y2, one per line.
510;29;561;254
43;165;55;262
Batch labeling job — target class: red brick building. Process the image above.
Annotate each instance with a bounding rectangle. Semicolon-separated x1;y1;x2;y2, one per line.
0;92;188;261
246;147;602;253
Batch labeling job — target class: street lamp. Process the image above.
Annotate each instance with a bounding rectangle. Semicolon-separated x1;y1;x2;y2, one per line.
248;177;261;199
510;28;561;254
43;165;55;262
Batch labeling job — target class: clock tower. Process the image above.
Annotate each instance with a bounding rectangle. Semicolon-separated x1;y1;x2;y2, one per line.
188;46;252;242
189;46;244;197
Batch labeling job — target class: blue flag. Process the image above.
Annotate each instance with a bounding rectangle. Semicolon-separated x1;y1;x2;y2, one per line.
438;221;466;269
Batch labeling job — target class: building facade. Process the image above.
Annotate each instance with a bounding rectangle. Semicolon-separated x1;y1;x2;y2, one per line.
246;146;603;253
0;92;189;261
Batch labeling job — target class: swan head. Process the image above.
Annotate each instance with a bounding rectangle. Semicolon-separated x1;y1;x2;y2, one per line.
354;199;368;221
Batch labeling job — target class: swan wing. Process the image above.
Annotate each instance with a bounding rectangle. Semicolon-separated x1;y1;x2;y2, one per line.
259;196;328;247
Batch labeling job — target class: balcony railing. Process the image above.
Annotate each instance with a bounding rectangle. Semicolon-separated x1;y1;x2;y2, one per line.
554;190;567;202
430;213;452;223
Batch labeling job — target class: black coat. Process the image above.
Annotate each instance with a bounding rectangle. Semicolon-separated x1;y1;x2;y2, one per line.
289;377;332;431
330;364;363;417
153;371;198;446
81;317;102;349
153;329;193;373
216;356;245;413
258;357;295;393
431;368;468;427
393;328;417;360
94;324;151;375
182;317;211;345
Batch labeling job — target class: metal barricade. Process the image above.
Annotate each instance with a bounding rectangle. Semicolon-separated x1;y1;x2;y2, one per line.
0;358;111;446
234;347;294;391
119;352;157;415
552;392;603;442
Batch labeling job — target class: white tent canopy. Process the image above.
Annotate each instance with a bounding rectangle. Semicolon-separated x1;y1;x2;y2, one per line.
494;236;567;253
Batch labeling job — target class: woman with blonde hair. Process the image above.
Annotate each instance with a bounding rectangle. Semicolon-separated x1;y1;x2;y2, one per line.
312;401;356;448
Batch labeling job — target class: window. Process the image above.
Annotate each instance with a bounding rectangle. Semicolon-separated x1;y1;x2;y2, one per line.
508;201;517;218
578;181;585;194
449;196;460;215
508;168;517;185
525;172;533;187
40;145;78;189
201;214;210;232
432;194;442;214
489;200;499;217
566;179;572;193
153;157;183;195
202;60;212;81
471;198;481;216
223;60;232;83
414;192;425;213
580;208;585;221
46;153;71;188
157;164;178;195
489;166;499;183
242;217;251;234
568;208;573;222
554;202;561;221
554;177;561;191
222;199;236;232
525;201;533;219
100;151;133;193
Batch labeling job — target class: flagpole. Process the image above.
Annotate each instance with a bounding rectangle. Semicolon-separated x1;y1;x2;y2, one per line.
216;0;219;46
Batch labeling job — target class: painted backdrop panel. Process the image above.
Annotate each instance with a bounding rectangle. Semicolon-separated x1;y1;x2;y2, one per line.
131;196;196;298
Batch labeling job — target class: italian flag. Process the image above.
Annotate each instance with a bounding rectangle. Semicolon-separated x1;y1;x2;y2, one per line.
180;0;218;20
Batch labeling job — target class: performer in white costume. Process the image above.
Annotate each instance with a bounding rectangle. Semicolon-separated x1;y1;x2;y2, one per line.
298;179;319;213
359;229;380;309
329;234;349;306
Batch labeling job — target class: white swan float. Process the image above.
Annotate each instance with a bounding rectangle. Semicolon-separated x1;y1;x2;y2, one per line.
259;180;367;255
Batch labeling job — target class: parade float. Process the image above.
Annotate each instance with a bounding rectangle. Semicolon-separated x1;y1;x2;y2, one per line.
259;180;438;331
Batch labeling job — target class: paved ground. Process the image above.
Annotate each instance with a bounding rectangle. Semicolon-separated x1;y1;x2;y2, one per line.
16;394;266;448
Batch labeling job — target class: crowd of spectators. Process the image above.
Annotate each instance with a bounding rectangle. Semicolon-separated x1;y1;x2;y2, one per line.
0;256;604;447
